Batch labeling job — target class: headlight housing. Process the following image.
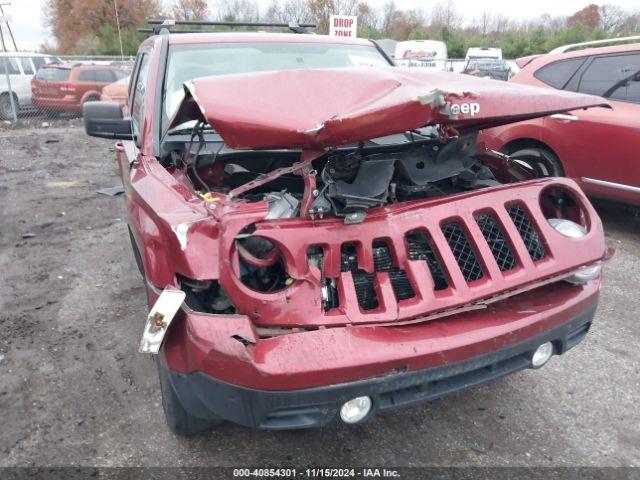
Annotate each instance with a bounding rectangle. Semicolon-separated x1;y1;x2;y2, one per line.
548;218;587;238
548;218;600;284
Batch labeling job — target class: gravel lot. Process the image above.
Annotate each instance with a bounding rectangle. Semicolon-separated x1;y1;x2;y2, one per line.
1;126;639;468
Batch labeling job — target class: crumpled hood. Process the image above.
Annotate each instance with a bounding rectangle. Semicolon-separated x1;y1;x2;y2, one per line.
168;67;609;150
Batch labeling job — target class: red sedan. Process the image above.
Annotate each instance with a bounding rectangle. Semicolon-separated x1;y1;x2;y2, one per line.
481;40;640;206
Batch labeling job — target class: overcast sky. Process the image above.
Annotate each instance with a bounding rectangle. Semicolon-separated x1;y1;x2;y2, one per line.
3;0;640;51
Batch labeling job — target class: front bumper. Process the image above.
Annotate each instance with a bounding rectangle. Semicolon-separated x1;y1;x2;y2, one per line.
163;280;598;429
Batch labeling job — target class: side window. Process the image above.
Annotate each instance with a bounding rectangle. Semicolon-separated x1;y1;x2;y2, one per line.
578;53;640;104
113;70;127;80
0;57;20;75
19;58;34;75
131;54;150;134
534;57;586;89
32;57;46;71
95;70;115;83
78;70;97;82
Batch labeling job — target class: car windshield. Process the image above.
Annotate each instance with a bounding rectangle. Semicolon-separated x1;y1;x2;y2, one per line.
164;41;391;132
35;67;70;81
467;59;505;70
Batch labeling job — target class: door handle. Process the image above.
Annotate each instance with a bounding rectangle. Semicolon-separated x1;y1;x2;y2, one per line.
550;113;579;122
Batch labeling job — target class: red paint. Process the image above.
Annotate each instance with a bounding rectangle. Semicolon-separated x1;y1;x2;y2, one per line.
31;63;127;112
171;67;608;150
214;178;604;327
163;279;600;390
109;32;608;392
480;43;640;206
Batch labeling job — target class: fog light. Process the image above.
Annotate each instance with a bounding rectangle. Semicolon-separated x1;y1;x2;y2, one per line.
531;342;554;368
339;396;372;424
565;263;601;285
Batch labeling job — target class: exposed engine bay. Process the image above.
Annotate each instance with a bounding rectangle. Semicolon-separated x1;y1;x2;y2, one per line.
167;125;501;222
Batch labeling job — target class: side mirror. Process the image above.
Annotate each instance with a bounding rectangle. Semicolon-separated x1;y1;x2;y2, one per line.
83;101;134;140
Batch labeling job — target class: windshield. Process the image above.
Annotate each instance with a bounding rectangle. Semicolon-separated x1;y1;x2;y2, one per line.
35;67;70;81
164;42;391;129
466;59;505;70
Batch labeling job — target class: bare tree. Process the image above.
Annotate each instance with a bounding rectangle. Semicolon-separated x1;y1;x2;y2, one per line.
357;2;379;30
212;0;260;21
599;4;627;33
265;0;315;24
474;11;492;37
430;0;462;29
379;1;397;35
169;0;208;21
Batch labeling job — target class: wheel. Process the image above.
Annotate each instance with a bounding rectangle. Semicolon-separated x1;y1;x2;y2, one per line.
0;93;17;120
156;352;223;436
509;147;564;178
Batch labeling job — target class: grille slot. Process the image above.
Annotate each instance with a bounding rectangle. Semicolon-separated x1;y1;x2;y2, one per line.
406;230;448;290
341;244;379;310
475;213;517;271
506;204;547;261
351;271;379;310
441;222;484;282
372;241;416;301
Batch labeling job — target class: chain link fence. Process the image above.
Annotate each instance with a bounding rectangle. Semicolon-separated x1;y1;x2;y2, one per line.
0;54;134;127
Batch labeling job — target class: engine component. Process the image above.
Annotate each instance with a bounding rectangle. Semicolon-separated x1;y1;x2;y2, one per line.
311;152;395;218
395;134;499;199
307;245;339;311
265;191;300;219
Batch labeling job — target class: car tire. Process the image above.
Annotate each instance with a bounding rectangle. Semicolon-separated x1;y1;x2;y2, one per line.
0;93;17;120
509;147;564;178
156;352;223;436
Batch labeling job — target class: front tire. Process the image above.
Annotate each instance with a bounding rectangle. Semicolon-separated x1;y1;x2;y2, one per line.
509;147;564;178
157;352;223;436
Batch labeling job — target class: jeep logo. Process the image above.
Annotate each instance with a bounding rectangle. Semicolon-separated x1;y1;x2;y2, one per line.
449;102;480;116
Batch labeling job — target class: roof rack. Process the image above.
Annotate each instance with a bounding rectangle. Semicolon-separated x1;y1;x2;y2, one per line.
140;19;316;35
549;35;640;54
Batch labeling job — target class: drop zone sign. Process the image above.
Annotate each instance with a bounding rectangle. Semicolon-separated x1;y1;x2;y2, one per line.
329;15;358;37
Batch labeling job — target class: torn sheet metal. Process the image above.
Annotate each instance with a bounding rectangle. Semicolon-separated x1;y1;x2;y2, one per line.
167;67;609;150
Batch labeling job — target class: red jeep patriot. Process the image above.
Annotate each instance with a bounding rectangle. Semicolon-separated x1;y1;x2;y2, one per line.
84;21;609;435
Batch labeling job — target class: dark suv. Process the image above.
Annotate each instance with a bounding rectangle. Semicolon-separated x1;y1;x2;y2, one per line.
31;63;127;113
83;21;609;435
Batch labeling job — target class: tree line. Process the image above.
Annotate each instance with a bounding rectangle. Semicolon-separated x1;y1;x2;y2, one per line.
45;0;640;58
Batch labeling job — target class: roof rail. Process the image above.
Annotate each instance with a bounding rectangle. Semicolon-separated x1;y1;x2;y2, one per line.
549;35;640;54
140;19;316;35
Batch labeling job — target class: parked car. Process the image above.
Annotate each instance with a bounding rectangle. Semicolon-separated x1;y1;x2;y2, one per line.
100;76;130;106
481;38;640;206
31;63;128;114
0;52;60;120
462;58;512;80
84;23;609;435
